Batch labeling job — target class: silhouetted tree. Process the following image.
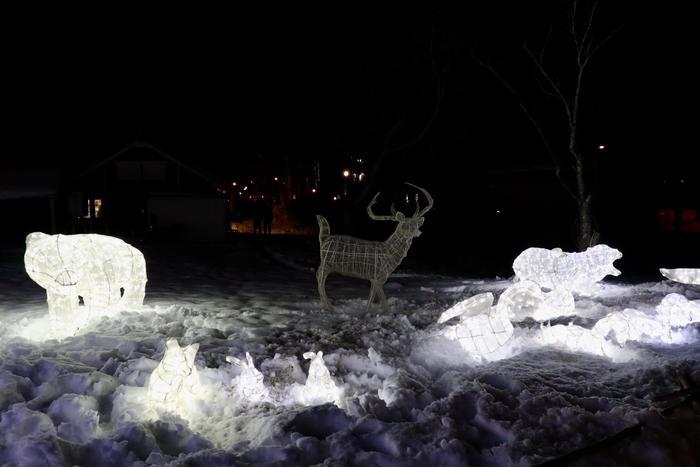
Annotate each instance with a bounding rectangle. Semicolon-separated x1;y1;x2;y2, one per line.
475;0;620;250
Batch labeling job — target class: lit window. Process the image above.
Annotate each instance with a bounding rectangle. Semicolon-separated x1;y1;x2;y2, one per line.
94;199;102;218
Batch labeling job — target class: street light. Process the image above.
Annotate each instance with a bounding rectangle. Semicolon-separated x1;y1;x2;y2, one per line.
342;170;350;178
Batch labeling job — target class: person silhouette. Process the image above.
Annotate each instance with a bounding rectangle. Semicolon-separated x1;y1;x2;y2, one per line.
252;199;263;235
262;199;273;235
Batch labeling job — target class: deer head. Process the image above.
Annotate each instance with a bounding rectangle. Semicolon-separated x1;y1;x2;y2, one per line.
367;183;433;238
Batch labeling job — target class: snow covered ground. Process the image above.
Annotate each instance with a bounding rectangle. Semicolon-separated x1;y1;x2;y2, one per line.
1;237;699;466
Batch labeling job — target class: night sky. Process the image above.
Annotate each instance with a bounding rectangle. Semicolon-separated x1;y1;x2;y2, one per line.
3;2;693;169
2;1;697;271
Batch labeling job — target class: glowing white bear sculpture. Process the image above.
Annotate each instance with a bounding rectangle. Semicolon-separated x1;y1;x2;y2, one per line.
659;268;700;286
513;244;622;294
592;309;670;345
438;293;514;361
24;232;147;333
300;351;342;406
496;280;575;321
227;352;270;404
147;339;200;409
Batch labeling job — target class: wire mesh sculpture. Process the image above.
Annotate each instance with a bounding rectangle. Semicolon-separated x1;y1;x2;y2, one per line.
438;292;514;362
592;308;671;346
24;232;147;335
656;293;700;327
512;244;622;295
316;183;433;310
659;268;700;285
147;338;200;409
227;352;270;404
539;322;612;357
496;280;575;321
300;351;342;406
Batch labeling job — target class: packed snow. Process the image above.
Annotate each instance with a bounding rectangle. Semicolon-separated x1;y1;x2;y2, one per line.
1;238;700;466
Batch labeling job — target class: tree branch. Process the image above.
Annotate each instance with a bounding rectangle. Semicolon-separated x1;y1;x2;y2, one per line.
524;43;573;128
473;55;579;202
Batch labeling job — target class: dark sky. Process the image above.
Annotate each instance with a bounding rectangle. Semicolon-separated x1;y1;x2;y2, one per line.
2;1;695;180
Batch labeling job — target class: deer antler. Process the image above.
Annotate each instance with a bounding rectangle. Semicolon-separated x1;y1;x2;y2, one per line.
367;193;398;221
406;183;434;217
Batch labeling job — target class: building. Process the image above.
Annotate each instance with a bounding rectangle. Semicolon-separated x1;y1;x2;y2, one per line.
71;141;227;241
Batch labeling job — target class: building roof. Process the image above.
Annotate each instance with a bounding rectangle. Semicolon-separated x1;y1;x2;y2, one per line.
76;140;222;189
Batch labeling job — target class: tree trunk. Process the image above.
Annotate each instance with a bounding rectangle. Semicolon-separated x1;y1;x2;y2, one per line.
576;194;597;251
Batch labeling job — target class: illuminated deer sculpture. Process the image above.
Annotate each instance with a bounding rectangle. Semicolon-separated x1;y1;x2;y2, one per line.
316;183;433;310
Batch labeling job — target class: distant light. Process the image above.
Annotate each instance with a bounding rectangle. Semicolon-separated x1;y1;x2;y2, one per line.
312;188;316;193
597;144;606;150
232;182;237;186
332;196;337;201
274;177;278;181
238;192;242;196
342;170;350;178
496;209;502;214
243;186;248;191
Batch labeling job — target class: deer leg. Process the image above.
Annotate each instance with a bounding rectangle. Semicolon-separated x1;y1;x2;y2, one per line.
317;267;331;309
376;285;388;311
367;281;379;311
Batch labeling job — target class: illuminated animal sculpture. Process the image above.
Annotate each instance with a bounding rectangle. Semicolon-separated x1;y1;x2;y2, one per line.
438;293;514;362
316;183;433;310
24;232;147;328
659;268;700;286
300;351;342;406
512;244;622;295
147;338;200;408
227;352;270;404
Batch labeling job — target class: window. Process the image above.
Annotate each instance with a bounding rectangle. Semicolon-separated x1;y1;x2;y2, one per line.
85;199;103;219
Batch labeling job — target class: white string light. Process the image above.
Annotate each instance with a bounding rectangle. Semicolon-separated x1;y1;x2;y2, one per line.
439;293;514;361
147;338;200;410
659;268;700;285
24;232;147;336
227;352;270;404
513;244;622;294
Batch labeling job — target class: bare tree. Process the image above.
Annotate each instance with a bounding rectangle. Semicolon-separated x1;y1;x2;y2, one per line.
475;0;621;250
329;7;459;232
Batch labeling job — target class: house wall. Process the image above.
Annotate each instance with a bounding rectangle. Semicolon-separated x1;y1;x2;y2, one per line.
147;196;226;241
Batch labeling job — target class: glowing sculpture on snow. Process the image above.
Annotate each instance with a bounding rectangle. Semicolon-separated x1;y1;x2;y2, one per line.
656;293;700;327
592;308;670;345
496;280;575;321
300;351;342;406
147;339;200;409
512;244;622;294
438;292;514;362
226;352;270;404
24;232;147;334
539;322;611;357
316;183;433;310
659;268;700;286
